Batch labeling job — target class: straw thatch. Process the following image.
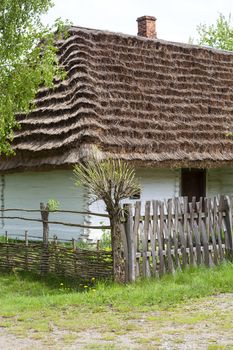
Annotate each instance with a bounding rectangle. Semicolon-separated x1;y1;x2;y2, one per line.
1;26;233;171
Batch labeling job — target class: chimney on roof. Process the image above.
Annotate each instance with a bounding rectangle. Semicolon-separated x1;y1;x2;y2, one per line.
137;16;157;39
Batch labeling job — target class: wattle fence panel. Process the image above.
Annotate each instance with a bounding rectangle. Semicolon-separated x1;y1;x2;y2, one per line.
0;203;113;280
0;241;113;280
122;195;233;282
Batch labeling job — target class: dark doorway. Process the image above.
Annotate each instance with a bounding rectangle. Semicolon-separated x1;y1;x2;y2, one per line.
181;169;206;202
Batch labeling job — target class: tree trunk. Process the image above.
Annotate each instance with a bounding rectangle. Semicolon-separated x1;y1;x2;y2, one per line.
110;216;125;283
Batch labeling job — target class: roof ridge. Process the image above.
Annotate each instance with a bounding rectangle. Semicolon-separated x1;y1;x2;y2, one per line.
69;25;233;55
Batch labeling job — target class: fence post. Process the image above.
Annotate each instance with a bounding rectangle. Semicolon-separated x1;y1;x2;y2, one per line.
40;202;49;274
40;202;49;245
123;204;136;282
120;216;129;283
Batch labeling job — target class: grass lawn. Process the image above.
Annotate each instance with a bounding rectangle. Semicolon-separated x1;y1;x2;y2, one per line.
0;263;233;349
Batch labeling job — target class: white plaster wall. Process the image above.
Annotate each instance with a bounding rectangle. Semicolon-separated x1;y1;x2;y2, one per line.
207;168;233;197
89;168;180;240
136;168;180;201
0;170;85;241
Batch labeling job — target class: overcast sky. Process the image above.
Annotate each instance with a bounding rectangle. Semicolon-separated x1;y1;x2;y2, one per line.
43;0;233;43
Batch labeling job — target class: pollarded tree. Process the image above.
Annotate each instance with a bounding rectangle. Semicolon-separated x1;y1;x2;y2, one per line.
0;0;68;154
196;13;233;51
74;159;140;283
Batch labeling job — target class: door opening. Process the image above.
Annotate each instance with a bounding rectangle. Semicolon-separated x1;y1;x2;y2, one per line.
181;169;206;202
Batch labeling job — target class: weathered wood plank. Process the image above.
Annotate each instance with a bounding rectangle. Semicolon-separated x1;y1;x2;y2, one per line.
133;201;141;278
124;204;136;282
201;199;210;267
174;198;181;270
151;208;157;277
179;197;187;268
184;197;194;266
120;222;129;282
189;203;202;265
154;201;165;276
223;196;233;260
166;199;174;273
142;201;151;278
210;198;218;265
218;196;225;261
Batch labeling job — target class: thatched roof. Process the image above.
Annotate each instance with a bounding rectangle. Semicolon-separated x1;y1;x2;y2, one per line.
1;26;233;171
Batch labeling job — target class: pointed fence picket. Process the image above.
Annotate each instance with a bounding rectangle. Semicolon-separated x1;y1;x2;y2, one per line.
123;195;233;282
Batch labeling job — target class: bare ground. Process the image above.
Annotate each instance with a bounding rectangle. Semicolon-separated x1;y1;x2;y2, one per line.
0;293;233;350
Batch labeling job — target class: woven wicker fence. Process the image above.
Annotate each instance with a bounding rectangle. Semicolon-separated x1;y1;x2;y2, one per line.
0;203;113;280
0;240;113;280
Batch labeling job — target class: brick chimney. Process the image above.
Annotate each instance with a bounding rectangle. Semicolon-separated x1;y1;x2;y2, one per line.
137;16;157;39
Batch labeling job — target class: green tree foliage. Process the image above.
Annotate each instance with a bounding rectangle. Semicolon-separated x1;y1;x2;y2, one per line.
0;0;68;154
196;13;233;51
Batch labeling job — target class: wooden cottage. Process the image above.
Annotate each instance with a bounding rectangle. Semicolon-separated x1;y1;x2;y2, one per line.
1;16;233;239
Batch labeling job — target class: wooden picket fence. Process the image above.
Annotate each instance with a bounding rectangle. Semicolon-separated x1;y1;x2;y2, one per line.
122;195;233;282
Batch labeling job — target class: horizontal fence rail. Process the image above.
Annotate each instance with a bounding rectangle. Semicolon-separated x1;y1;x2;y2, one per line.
122;195;233;282
0;216;110;230
1;208;109;217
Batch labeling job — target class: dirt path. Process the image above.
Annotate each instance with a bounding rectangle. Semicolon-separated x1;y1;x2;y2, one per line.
1;293;233;349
